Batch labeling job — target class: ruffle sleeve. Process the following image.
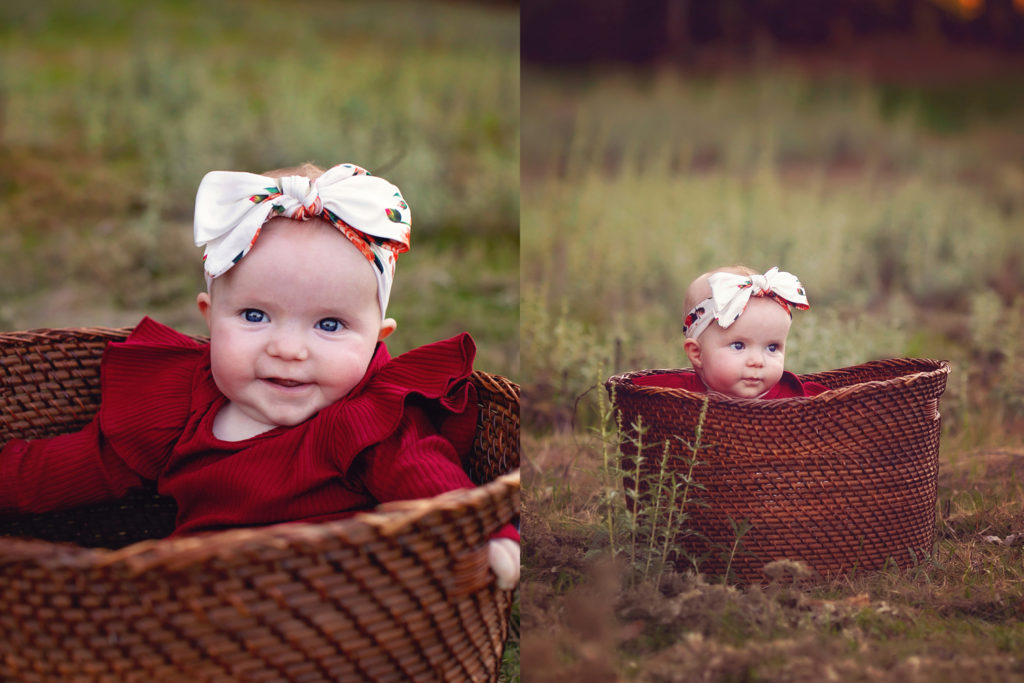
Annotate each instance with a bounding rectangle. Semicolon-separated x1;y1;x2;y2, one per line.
98;317;215;480
331;333;518;543
322;333;478;475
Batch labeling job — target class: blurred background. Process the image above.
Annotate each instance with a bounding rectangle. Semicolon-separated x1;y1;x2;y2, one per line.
521;0;1024;442
0;0;519;377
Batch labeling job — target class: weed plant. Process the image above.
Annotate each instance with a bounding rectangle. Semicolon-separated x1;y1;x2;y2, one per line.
594;387;759;588
596;388;712;587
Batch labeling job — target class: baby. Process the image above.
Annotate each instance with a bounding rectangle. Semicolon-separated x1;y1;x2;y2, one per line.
0;162;519;589
637;266;827;398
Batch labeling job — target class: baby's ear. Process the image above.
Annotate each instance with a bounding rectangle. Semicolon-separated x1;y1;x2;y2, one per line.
684;338;703;369
197;292;213;332
377;318;397;342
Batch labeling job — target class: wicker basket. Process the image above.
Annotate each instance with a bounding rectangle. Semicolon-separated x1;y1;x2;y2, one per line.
0;326;520;682
605;359;949;584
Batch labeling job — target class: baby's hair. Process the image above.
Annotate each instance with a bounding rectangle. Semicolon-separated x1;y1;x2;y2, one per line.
262;162;326;180
683;264;758;317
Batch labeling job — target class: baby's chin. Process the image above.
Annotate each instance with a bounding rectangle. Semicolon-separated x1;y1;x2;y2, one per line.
709;380;774;399
729;387;769;398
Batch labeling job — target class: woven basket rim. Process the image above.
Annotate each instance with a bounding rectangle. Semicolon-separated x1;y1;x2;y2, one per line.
0;325;144;344
0;471;520;570
606;357;950;405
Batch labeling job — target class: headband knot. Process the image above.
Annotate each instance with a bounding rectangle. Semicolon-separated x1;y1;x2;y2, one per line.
277;175;322;217
194;163;411;316
749;273;769;293
683;267;809;339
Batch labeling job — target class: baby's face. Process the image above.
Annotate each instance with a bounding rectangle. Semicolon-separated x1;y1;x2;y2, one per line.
198;218;392;439
694;297;792;398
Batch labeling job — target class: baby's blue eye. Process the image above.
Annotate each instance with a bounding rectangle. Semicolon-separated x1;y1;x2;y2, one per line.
729;341;745;351
316;318;344;333
242;309;267;323
767;343;780;353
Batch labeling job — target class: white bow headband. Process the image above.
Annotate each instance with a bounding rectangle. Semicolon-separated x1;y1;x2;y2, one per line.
194;163;411;316
683;267;809;339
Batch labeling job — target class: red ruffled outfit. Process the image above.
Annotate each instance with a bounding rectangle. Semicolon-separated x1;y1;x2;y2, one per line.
631;369;829;398
0;318;518;542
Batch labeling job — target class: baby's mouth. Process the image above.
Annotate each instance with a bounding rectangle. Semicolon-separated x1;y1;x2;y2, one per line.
263;377;308;388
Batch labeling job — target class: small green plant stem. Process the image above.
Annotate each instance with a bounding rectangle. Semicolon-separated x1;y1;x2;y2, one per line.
643;439;672;579
600;383;617;558
722;517;753;585
660;397;709;571
630;418;644;574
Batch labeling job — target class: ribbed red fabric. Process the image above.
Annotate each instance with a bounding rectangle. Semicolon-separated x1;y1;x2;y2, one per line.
631;369;829;398
0;317;518;542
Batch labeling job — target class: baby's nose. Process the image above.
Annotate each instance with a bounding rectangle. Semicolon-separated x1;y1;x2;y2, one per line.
267;330;309;361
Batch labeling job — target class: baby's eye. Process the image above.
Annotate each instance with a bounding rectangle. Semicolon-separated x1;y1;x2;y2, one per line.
242;309;267;323
767;343;781;353
316;318;344;333
729;341;745;351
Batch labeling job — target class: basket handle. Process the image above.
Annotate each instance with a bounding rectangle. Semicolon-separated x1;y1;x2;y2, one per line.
444;545;493;599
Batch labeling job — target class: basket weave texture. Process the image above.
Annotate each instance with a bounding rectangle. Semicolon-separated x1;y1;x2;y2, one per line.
0;326;520;682
606;358;949;584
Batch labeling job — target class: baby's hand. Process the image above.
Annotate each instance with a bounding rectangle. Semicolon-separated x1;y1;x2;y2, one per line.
488;538;520;590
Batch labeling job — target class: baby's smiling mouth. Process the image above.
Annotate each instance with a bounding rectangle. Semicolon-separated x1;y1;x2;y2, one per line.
263;377;309;389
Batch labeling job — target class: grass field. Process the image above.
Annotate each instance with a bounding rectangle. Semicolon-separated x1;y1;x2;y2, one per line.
521;58;1024;681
